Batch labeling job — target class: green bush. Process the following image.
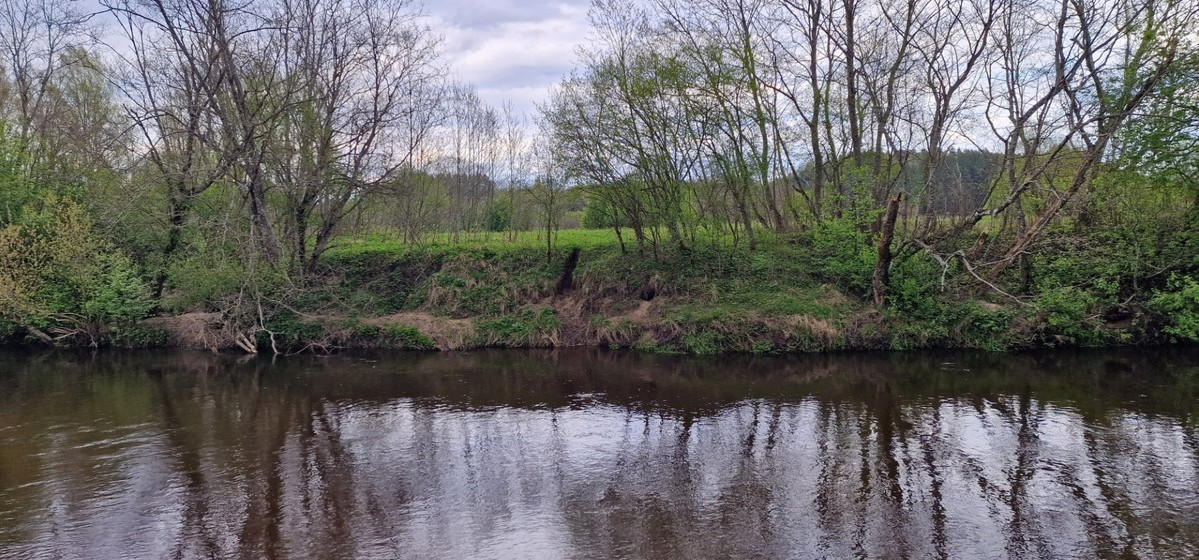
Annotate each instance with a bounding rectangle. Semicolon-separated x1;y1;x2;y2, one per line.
1149;274;1199;342
380;324;436;350
889;254;947;320
956;304;1016;351
81;253;156;325
163;254;247;312
486;198;512;232
0;196;158;345
1035;287;1106;346
259;311;326;350
475;305;559;347
793;219;877;296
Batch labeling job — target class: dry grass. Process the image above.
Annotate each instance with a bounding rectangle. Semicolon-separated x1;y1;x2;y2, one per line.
147;312;241;351
366;312;476;350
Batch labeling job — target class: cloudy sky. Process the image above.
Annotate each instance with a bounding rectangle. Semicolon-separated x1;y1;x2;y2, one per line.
423;0;593;117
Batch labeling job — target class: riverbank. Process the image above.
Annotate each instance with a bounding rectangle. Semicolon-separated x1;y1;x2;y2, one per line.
3;226;1193;355
83;227;1186;355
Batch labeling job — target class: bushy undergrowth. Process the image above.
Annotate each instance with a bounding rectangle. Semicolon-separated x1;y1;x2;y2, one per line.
1150;274;1199;342
10;215;1196;354
231;221;1198;354
1;197;159;347
475;305;560;347
379;324;437;350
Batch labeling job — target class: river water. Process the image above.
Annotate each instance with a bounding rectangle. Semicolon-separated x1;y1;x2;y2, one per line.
0;348;1196;559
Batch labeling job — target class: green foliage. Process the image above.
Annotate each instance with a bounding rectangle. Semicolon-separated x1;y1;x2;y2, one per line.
0;196;155;344
1035;287;1107;347
77;253;156;325
162;253;248;312
486;198;512;232
317;249;444;314
1037;188;1196;302
680;329;727;355
580;194;625;229
791;220;876;296
888;254;946;319
259;311;326;351
108;323;171;347
475;305;560;347
424;249;561;317
1148;274;1199;342
877;254;1023;351
1114;50;1199;198
380;324;436;350
0;126;38;226
951;304;1017;352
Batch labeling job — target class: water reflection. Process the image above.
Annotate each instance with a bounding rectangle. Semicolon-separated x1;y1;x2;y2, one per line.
0;348;1196;559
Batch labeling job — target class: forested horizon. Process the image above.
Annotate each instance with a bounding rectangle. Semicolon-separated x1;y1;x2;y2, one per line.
1;0;1197;350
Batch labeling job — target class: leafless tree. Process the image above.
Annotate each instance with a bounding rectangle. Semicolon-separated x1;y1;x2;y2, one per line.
271;0;444;271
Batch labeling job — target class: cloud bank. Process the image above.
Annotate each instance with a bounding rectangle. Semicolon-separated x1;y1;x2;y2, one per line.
425;0;591;118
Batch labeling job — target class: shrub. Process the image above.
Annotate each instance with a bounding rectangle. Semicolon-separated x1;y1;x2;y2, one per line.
1148;274;1199;342
1035;287;1106;346
163;253;247;312
0;196;156;345
259;311;326;350
475;305;559;347
793;219;877;296
380;324;436;350
956;304;1016;351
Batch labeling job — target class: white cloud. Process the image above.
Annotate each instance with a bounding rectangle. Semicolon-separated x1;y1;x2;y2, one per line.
425;0;590;117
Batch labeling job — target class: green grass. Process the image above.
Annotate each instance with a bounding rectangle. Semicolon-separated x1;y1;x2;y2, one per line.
299;223;1154;355
329;228;629;257
327;226;775;260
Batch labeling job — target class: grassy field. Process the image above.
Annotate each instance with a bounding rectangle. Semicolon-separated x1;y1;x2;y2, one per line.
328;226;750;257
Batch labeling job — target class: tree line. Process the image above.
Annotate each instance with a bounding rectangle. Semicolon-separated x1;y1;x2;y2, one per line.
0;0;1197;346
543;0;1199;304
0;0;579;342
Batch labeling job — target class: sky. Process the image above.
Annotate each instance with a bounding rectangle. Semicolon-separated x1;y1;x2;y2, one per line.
81;0;591;120
423;0;593;118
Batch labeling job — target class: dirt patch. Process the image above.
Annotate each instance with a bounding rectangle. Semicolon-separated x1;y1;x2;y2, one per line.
601;298;662;325
547;293;664;348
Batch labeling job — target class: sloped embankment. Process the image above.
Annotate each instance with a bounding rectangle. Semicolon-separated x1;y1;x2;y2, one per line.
145;233;1169;355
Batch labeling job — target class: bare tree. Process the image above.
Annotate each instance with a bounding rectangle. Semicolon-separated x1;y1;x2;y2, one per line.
271;0;444;271
0;0;93;150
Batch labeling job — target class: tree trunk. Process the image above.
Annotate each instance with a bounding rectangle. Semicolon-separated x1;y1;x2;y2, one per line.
153;190;192;299
872;193;903;307
843;0;862;167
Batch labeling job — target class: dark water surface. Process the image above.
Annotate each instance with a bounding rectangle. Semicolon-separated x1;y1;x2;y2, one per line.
0;348;1197;559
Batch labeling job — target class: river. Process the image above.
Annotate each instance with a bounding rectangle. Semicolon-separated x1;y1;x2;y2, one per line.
0;348;1196;559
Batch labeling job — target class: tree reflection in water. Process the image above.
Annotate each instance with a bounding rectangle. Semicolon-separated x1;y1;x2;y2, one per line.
0;347;1196;559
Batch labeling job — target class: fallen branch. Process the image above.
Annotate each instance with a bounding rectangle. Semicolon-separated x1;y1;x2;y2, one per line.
233;332;257;354
912;240;1033;308
26;326;54;344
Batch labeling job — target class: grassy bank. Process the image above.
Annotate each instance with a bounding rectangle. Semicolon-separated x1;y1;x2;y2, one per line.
105;224;1192;355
